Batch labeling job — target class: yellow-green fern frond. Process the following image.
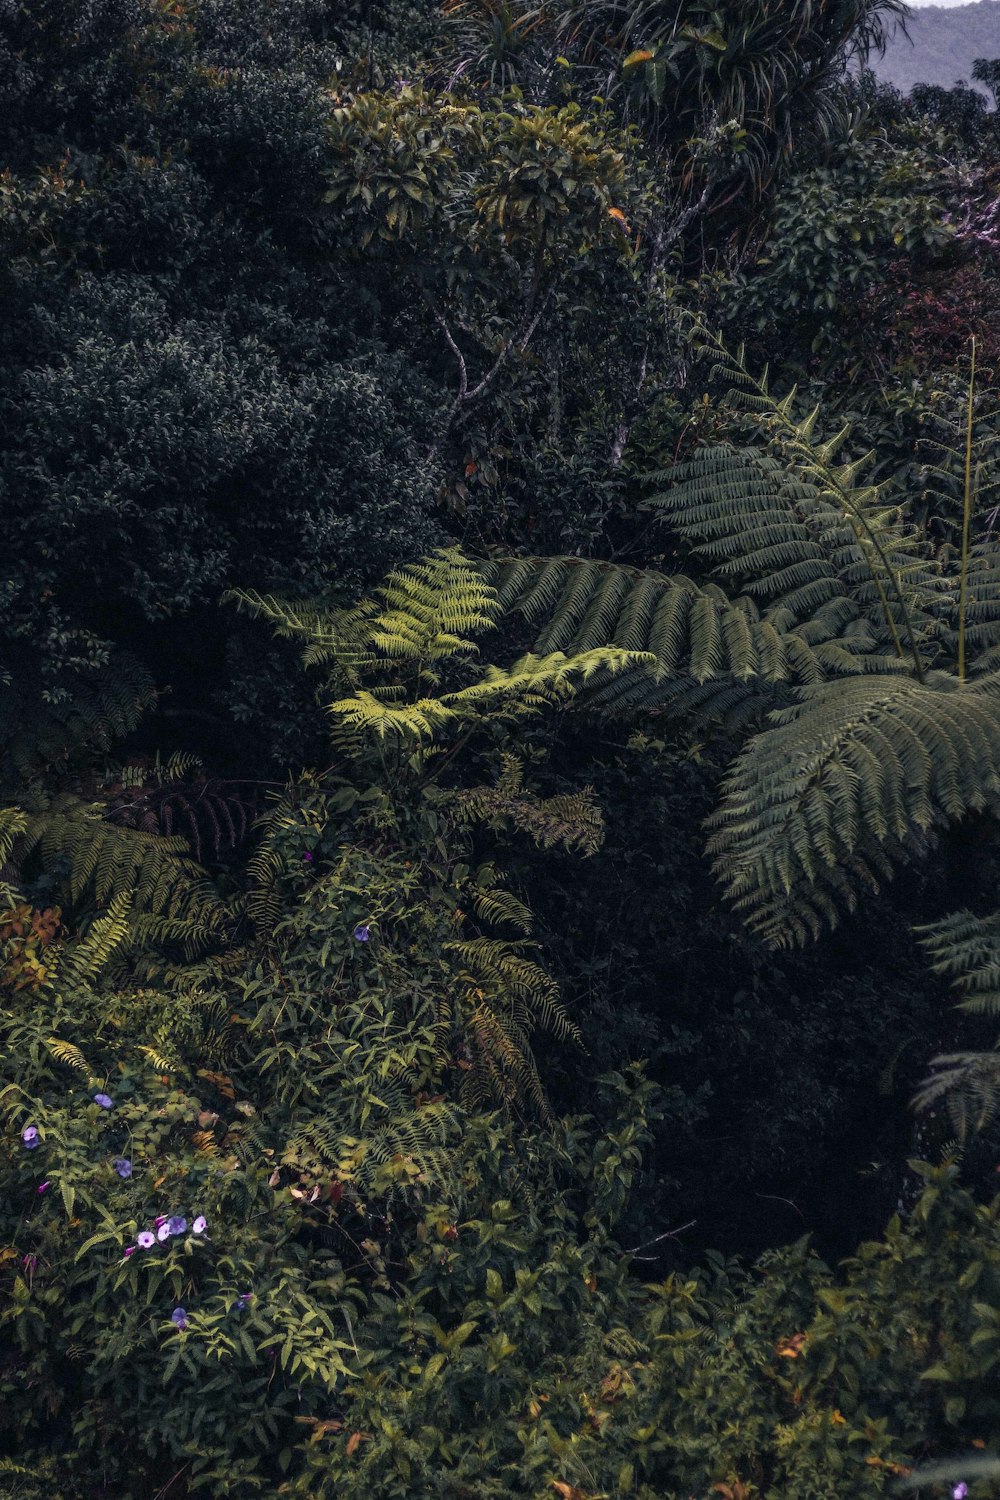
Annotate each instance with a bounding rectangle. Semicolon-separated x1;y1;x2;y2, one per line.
58;892;133;985
134;1042;180;1074
450;646;649;711
371;548;499;663
224;587;379;687
328;689;459;741
45;1037;90;1074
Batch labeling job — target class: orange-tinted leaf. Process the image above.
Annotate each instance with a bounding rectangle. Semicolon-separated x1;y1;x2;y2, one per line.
310;1419;344;1442
622;48;654;68
197;1069;235;1099
345;1431;371;1457
776;1333;806;1358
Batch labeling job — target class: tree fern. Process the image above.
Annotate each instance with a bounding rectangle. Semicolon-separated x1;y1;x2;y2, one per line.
700;336;942;673
911;909;1000;1136
707;674;1000;947
488;553;899;719
479;339;1000;947
14;795;227;955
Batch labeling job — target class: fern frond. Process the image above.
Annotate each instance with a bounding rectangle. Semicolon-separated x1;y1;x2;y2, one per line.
329;646;647;741
328;690;459;741
451;646;651;709
488;556;902;694
917;908;1000;1017
135;1042;180;1073
911;908;1000;1135
645;445;850;618
59;891;133;985
106;778;260;863
913;1052;1000;1138
45;1037;90;1074
707;673;1000;948
457;763;604;856
698;336;944;673
17;797;226;955
0;807;26;879
372;548;499;662
469;885;534;933
225;586;380;684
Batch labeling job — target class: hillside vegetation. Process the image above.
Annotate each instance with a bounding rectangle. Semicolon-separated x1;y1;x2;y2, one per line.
869;0;1000;95
2;1;1000;1496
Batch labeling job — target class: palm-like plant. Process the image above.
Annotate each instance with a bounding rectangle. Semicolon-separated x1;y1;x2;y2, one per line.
487;334;1000;948
443;0;908;196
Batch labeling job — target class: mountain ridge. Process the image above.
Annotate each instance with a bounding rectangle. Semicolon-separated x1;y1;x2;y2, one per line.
868;0;1000;97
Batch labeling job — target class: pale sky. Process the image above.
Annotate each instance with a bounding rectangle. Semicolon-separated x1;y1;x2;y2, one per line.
905;0;998;6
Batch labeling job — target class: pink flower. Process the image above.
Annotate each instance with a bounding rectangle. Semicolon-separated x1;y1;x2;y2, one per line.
36;1181;49;1195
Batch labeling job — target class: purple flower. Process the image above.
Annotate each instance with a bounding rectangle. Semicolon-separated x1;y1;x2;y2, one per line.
192;1215;207;1235
953;1486;969;1500
353;924;370;943
22;1254;37;1273
154;1216;167;1227
36;1181;49;1195
156;1222;172;1242
167;1216;187;1236
234;1292;253;1311
303;851;314;863
93;1093;113;1110
136;1231;156;1250
112;1158;132;1179
170;1307;188;1330
21;1126;39;1150
123;1246;136;1258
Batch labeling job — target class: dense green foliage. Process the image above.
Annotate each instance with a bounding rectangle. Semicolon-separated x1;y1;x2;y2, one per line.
4;0;1000;1494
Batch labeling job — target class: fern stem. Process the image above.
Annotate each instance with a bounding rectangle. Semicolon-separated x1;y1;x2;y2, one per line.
958;336;977;685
